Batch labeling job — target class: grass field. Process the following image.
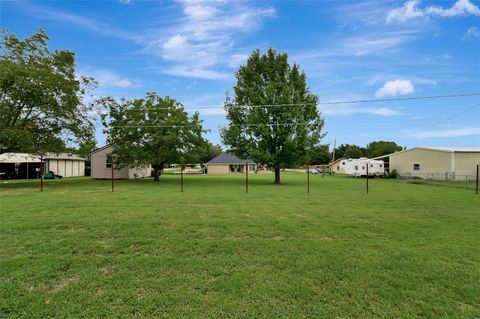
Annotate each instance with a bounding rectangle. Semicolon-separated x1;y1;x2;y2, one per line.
1;173;479;318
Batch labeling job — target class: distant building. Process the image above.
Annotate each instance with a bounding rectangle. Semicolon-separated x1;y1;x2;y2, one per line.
89;145;151;179
0;152;86;179
329;158;345;174
373;147;480;180
44;153;87;177
206;153;269;174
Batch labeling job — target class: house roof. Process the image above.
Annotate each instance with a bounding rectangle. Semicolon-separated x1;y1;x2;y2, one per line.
207;153;255;164
419;147;480;152
0;152;86;163
44;153;87;161
89;144;114;156
373;147;480;160
0;153;41;163
329;158;344;165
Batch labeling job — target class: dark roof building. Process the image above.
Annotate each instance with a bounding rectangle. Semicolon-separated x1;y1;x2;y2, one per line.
207;153;255;164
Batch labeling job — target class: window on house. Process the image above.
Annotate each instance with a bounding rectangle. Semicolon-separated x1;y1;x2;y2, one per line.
354;165;358;170
380;164;383;167
106;155;112;168
362;166;365;169
413;164;420;171
370;164;373;167
342;162;345;166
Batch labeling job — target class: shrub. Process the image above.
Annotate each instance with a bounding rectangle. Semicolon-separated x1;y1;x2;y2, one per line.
387;169;398;179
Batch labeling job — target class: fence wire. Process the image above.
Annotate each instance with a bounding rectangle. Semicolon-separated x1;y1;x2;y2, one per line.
397;172;478;190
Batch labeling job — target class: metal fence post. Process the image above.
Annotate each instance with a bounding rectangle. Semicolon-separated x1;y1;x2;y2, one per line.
40;155;44;192
366;164;369;194
245;162;249;193
181;164;184;193
307;163;310;194
111;158;115;192
476;164;479;195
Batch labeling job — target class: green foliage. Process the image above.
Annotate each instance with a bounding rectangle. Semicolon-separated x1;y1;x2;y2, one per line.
343;145;366;159
308;144;331;164
199;143;223;163
100;92;209;181
387;169;398;179
334;144;366;159
334;141;403;159
0;29;96;154
221;48;325;183
77;134;97;158
366;141;403;158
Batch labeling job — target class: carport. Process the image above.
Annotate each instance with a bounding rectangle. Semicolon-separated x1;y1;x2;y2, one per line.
0;153;41;179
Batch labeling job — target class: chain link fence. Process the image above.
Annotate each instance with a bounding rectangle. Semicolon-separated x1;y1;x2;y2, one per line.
397;172;478;190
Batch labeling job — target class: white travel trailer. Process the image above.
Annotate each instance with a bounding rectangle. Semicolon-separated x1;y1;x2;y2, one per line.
341;158;385;177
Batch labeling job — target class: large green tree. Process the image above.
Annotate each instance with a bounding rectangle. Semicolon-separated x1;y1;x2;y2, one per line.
100;92;209;181
221;48;325;184
344;145;366;159
0;29;95;155
366;141;403;158
334;143;366;159
308;144;331;165
199;143;223;164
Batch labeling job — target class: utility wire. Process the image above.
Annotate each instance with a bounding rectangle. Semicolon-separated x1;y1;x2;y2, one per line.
112;118;444;129
441;103;480;124
115;92;480;111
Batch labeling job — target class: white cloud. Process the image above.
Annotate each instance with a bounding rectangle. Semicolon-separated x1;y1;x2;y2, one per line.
321;105;401;117
145;0;275;79
20;2;140;42
375;79;415;97
292;30;419;62
426;0;480;17
183;93;226;115
386;0;480;24
83;69;142;89
119;0;132;4
162;65;229;80
184;4;218;20
463;26;480;39
407;127;480;139
386;1;425;24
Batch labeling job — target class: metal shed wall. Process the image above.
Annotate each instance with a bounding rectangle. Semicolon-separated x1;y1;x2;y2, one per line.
390;148;451;179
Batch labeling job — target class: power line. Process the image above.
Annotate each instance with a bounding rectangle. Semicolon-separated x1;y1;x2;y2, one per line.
112;92;480;111
112;118;445;129
441;103;480;124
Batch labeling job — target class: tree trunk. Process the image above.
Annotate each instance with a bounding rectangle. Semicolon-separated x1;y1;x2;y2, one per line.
274;168;281;184
153;163;163;182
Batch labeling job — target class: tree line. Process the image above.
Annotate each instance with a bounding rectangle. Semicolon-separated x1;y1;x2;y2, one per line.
0;29;403;184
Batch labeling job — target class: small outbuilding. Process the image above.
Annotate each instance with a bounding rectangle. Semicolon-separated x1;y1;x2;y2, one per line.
374;147;480;180
329;158;346;174
206;153;261;174
89;145;151;179
0;152;87;179
44;153;87;178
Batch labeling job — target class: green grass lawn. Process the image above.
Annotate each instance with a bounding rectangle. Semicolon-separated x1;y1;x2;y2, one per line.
1;173;479;318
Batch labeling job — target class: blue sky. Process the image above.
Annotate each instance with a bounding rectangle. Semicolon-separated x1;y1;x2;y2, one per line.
1;0;479;149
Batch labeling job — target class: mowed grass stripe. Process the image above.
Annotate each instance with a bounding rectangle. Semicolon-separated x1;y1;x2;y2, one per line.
1;173;479;318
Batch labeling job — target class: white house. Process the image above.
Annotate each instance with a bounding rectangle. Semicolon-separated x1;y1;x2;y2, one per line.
89;145;151;179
